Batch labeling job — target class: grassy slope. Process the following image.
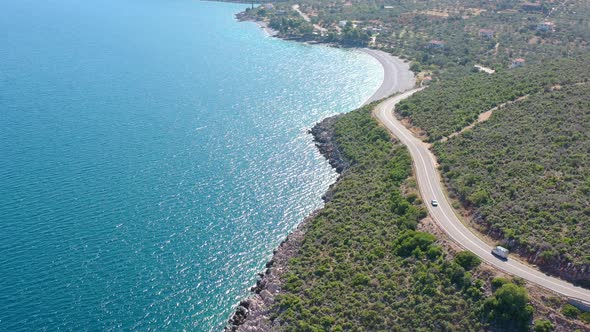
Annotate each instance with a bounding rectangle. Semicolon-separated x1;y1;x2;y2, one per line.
433;84;590;270
396;55;590;141
271;105;488;331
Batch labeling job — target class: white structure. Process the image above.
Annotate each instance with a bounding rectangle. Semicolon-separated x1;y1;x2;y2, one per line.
537;21;555;32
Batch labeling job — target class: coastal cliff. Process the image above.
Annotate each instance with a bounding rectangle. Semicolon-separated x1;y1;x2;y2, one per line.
225;115;348;332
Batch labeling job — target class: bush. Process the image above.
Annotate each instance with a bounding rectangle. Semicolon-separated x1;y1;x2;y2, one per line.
533;319;554;332
352;273;370;286
491;277;509;290
454;251;481;270
512;276;525;287
562;304;581;318
426;245;443;260
393;230;437;257
580;312;590;323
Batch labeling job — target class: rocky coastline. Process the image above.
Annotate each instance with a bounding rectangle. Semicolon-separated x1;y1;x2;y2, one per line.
224;115;348;332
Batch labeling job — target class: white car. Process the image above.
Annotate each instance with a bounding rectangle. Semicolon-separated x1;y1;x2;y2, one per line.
431;199;439;207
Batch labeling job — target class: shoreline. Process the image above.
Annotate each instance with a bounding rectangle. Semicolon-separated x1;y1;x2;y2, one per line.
255;21;279;37
224;20;416;332
358;49;416;105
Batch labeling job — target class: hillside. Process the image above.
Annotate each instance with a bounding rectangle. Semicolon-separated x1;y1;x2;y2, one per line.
433;83;590;284
271;105;490;331
396;55;590;141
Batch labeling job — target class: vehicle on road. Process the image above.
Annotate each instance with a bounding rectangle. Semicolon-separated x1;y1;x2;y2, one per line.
492;246;509;260
431;199;438;206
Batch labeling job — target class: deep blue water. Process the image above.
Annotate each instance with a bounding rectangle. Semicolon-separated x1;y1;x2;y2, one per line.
0;0;383;330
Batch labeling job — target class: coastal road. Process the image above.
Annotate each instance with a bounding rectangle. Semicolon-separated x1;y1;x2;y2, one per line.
374;88;590;305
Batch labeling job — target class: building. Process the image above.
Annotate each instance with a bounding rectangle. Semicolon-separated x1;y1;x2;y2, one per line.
338;20;348;27
478;29;495;39
421;76;433;86
363;26;382;34
537;21;555;32
428;40;445;49
511;58;526;68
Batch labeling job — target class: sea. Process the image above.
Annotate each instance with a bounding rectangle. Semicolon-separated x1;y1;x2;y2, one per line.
0;0;383;330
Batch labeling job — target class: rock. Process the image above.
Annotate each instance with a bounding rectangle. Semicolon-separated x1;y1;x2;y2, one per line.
266;282;279;294
259;290;272;301
309;114;350;176
237;306;248;316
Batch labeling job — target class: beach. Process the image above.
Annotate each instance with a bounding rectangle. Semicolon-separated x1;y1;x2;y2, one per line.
359;49;416;104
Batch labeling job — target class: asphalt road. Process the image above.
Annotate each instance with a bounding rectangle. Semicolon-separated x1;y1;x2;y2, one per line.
374;88;590;305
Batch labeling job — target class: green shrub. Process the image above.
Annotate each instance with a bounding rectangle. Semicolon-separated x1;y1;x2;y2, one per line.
352;273;370;286
454;251;481;270
562;304;581;318
533;319;554;332
426;245;443;259
491;277;509;290
580;312;590;323
393;230;437;257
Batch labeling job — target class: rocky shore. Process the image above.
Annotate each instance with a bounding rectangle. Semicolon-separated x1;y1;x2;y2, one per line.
308;115;348;174
224;115;348;332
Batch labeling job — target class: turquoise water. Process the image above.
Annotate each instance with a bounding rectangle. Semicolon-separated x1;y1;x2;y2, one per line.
0;0;383;330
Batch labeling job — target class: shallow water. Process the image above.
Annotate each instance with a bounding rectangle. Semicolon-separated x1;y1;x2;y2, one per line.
0;0;383;330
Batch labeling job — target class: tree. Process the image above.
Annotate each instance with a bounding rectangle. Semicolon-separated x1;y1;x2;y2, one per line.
484;283;533;330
